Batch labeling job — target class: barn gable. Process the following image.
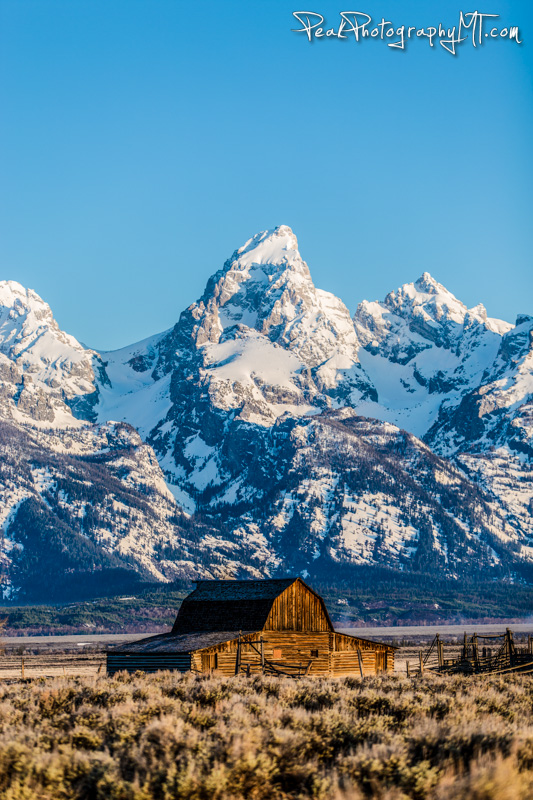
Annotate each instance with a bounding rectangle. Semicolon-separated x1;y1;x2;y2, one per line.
264;578;333;632
171;577;333;634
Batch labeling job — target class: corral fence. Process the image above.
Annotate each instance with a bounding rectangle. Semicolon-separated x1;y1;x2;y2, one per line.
408;628;533;676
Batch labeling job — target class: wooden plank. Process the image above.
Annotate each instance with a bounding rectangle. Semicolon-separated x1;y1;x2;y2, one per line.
264;581;332;632
331;649;377;676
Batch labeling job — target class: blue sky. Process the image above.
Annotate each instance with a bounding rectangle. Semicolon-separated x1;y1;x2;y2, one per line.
1;0;532;350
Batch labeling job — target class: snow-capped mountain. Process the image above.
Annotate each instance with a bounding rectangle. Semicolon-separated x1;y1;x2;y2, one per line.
0;418;257;601
0;227;531;600
352;273;512;437
0;280;104;426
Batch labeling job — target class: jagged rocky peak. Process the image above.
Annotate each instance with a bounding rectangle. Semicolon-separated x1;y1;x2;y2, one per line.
354;271;511;357
1;280;65;337
387;272;511;336
193;225;315;343
188;225;362;371
0;280;102;426
144;225;375;431
0;279;87;358
233;224;305;272
385;272;471;335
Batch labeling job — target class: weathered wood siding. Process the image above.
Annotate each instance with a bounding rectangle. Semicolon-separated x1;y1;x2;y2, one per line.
333;632;394;673
331;650;376;676
192;631;395;676
256;631;331;675
263;580;332;632
192;631;329;676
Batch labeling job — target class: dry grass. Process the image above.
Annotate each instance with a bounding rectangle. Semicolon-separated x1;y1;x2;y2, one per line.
1;671;533;799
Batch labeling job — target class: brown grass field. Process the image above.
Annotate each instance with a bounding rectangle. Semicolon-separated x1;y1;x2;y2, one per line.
1;655;533;800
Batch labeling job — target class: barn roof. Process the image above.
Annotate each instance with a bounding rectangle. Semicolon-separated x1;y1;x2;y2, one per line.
172;577;309;634
111;630;251;654
110;628;397;655
188;578;297;601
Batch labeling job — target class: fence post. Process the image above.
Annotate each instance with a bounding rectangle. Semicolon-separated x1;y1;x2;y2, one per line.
419;651;424;674
235;634;241;676
21;657;24;679
507;629;515;667
357;648;364;678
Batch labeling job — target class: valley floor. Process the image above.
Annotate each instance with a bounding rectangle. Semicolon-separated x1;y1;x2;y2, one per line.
1;665;533;798
4;625;533;679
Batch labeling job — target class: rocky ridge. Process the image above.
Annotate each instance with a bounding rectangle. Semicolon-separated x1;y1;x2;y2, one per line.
0;227;531;599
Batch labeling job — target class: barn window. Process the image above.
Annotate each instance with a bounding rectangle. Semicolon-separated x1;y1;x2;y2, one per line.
310;649;318;658
273;648;282;659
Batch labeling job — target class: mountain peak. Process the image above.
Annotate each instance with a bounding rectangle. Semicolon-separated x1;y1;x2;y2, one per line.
414;272;446;295
0;279;27;295
197;225;313;333
0;279;100;428
0;280;49;310
159;226;369;423
233;225;301;271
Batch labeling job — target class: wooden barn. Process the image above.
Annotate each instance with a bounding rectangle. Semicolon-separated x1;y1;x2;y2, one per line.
107;578;396;677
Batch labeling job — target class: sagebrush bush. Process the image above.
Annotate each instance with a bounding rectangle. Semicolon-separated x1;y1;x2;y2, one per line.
1;672;533;798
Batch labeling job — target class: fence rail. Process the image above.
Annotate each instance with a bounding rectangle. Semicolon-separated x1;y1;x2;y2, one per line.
408;629;533;677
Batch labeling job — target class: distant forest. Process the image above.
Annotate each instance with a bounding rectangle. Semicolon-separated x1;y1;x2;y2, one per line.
2;568;532;636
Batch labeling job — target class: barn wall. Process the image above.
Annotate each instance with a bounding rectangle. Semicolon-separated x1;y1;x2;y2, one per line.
193;631;330;676
333;633;395;673
193;631;394;677
263;581;332;632
331;650;376;677
256;631;331;675
108;632;394;677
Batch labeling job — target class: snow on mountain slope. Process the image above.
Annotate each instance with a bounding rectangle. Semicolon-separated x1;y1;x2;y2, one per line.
424;315;533;457
0;225;531;596
352;273;512;437
151;226;375;427
96;331;171;438
182;410;530;579
0;420;244;600
0;280;103;426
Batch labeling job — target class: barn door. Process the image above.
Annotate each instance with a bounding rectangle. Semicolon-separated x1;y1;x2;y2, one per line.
201;653;217;672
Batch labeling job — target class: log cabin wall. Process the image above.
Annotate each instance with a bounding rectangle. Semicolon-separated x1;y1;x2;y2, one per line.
333;632;394;673
263;580;332;632
191;631;395;676
192;631;331;676
331;650;375;677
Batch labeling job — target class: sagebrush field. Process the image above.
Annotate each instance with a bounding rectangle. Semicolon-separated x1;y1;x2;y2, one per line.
1;671;533;799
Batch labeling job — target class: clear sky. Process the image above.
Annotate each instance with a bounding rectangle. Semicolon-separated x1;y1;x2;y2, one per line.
1;0;532;350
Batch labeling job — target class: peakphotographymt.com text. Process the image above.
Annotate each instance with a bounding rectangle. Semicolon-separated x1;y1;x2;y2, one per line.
292;11;522;54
